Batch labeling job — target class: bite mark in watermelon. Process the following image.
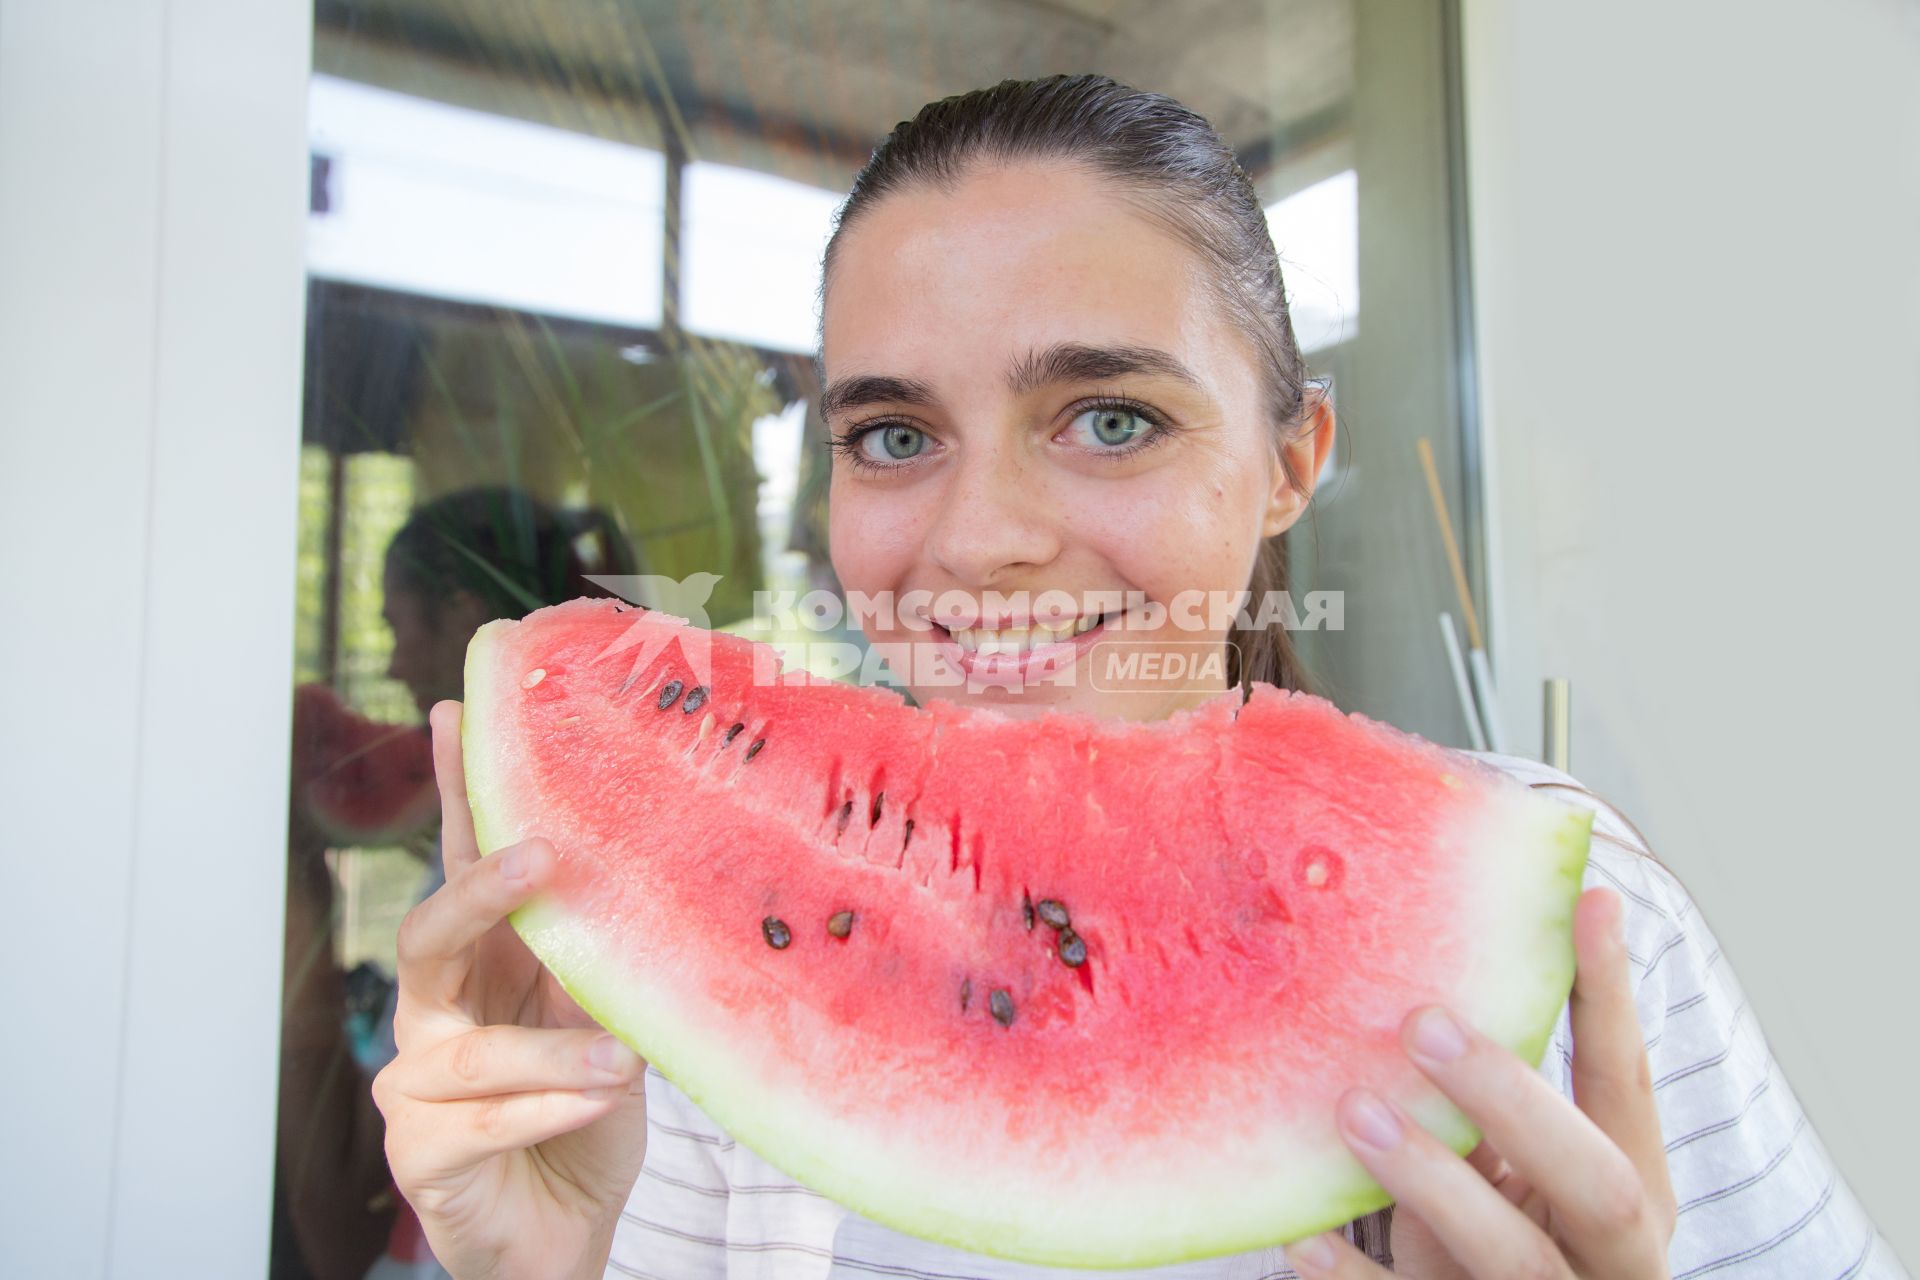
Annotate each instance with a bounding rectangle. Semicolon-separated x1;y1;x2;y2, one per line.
462;600;1591;1268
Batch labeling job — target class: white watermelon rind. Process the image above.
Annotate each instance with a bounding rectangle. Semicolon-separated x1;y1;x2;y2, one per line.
462;622;1594;1269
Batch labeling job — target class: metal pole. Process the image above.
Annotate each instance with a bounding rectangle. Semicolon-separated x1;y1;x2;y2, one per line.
1542;678;1571;772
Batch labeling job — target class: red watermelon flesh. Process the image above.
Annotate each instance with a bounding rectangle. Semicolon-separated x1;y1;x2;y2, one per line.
291;682;439;846
462;599;1590;1268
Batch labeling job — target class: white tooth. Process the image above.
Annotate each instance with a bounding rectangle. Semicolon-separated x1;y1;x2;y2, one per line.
1075;614;1100;635
953;629;978;652
1033;624;1068;647
1002;626;1033;651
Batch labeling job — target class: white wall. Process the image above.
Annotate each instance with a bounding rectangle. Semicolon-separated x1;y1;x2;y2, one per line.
1462;0;1919;1261
0;2;310;1275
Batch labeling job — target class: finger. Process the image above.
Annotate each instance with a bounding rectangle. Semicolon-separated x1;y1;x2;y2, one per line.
1465;1137;1554;1234
406;1026;646;1103
1464;1138;1525;1205
430;700;479;876
1571;887;1677;1223
1399;997;1667;1275
383;1084;641;1191
1334;1087;1574;1280
393;837;552;1012
1284;1228;1390;1278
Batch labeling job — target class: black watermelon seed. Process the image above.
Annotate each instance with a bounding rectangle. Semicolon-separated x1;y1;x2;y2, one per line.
835;800;854;836
870;792;885;825
761;917;791;949
959;978;972;1012
724;722;745;746
682;685;709;714
901;818;916;849
827;910;854;939
745;738;766;761
656;679;684;710
1021;892;1035;932
1036;899;1070;930
989;989;1015;1027
1058;929;1087;968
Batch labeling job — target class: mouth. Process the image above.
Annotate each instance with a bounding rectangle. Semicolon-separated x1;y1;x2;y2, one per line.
928;609;1123;682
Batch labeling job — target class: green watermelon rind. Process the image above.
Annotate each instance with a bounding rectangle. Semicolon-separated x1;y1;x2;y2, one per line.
462;622;1594;1269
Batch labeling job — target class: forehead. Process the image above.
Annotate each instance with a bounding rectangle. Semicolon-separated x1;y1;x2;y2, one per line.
822;163;1239;387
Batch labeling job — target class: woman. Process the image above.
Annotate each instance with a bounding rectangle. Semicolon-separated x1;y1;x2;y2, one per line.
370;78;1903;1278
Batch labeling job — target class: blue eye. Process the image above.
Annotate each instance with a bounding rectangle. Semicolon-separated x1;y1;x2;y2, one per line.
1070;404;1154;448
862;424;926;461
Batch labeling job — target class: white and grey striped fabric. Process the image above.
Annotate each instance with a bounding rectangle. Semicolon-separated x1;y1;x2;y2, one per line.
606;753;1909;1279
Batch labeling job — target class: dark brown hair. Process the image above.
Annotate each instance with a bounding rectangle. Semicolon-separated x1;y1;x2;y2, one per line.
821;74;1320;699
384;486;637;624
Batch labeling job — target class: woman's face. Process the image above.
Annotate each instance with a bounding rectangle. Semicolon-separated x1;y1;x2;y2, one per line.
382;571;490;714
822;161;1332;721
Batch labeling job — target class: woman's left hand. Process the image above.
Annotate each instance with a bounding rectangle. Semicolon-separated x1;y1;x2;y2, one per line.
1286;887;1678;1279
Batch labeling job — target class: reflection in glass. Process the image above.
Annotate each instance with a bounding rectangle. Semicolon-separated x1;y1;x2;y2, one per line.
683;160;841;353
308;74;667;327
1266;168;1359;354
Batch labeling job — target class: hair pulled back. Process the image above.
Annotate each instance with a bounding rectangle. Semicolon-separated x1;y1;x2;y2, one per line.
384;486;637;625
823;73;1319;696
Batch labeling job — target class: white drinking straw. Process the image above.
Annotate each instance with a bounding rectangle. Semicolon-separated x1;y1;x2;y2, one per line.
1439;611;1487;751
1415;438;1508;754
1467;646;1508;754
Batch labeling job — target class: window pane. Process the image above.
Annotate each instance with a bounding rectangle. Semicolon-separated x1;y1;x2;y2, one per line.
683;160;840;352
308;74;667;326
1266;168;1359;353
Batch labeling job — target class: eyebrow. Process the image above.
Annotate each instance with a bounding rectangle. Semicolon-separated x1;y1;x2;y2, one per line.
818;374;938;422
1007;342;1203;395
819;342;1201;423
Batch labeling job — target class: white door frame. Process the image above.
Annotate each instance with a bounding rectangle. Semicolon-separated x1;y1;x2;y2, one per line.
0;2;311;1275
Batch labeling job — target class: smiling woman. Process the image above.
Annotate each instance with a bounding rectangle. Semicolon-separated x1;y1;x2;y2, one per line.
369;74;1905;1280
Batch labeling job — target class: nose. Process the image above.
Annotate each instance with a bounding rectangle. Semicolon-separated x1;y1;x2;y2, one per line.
921;434;1063;588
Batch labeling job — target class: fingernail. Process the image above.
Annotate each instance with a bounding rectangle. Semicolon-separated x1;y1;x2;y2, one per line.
589;1034;637;1074
1410;1006;1468;1062
1289;1232;1336;1270
1343;1089;1402;1150
499;848;527;880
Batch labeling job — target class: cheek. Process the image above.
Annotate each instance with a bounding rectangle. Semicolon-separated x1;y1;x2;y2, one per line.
1085;460;1265;599
827;481;922;596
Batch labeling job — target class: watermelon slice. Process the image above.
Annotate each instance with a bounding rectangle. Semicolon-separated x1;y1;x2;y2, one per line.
462;600;1590;1268
291;682;439;846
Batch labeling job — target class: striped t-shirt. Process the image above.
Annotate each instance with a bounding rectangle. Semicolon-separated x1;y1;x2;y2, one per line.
606;752;1910;1279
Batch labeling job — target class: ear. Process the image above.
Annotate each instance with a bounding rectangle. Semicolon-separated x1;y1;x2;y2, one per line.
1260;383;1337;538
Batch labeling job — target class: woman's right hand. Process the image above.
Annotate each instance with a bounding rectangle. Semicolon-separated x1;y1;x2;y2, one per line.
372;701;650;1280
